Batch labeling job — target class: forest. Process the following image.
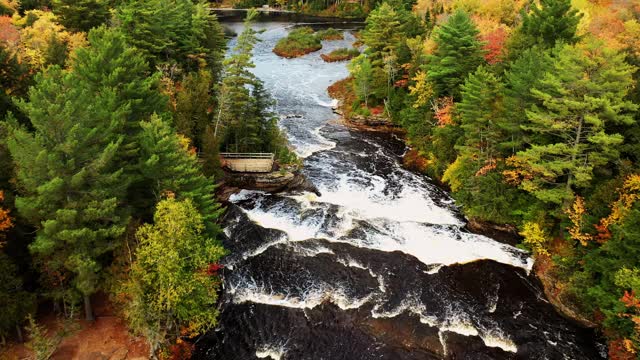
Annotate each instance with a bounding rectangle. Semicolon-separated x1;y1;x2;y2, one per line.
2;0;640;358
0;1;294;358
338;0;640;357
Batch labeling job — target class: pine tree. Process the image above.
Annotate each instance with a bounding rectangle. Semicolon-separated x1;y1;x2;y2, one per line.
0;44;32;122
8;66;130;321
501;46;553;154
138;115;223;238
520;0;582;49
458;66;504;164
116;0;226;72
51;0;110;33
427;10;485;100
174;70;213;149
516;43;638;205
215;10;259;152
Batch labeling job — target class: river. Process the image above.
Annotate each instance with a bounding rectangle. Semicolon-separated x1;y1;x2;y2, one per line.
192;22;605;360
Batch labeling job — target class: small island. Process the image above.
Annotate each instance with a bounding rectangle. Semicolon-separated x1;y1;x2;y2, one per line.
321;47;360;62
273;27;322;58
273;27;345;58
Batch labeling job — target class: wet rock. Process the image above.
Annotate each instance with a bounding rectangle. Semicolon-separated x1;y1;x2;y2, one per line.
219;169;321;201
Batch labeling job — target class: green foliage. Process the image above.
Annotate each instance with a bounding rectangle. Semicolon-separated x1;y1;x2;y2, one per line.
25;314;59;360
273;27;322;58
516;43;637;205
174;70;213;149
316;28;343;41
123;197;225;354
0;44;32;122
520;0;582;49
321;47;360;62
0;252;36;340
52;0;110;32
138;115;223;238
427;10;485;100
115;0;226;73
8;65;130;307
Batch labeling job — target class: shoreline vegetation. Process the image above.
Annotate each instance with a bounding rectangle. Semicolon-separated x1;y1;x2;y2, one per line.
321;47;360;62
330;0;640;356
273;27;348;58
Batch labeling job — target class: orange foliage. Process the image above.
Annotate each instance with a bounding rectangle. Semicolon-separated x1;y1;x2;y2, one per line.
432;96;454;127
475;158;497;176
566;196;593;246
0;16;19;46
502;155;534;186
0;190;13;245
481;27;507;65
609;338;636;360
621;291;640;309
596;174;640;242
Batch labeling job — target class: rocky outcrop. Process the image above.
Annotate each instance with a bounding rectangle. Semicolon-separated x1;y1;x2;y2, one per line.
217;168;321;202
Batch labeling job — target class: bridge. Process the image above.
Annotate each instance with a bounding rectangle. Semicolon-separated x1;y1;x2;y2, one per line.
220;153;275;173
209;7;365;23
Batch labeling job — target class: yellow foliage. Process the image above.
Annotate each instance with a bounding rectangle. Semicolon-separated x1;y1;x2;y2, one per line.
0;190;13;247
409;71;433;108
618;20;640;58
565;196;593;246
442;156;465;192
520;222;549;256
15;10;87;69
597;174;640;241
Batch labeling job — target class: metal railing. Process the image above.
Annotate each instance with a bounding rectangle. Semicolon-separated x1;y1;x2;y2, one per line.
220;153;274;160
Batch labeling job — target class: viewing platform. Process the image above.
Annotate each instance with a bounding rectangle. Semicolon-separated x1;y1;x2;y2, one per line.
220;153;275;173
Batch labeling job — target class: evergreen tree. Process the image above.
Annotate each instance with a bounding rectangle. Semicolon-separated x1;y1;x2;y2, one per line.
458;66;504;164
427;10;484;100
516;43;637;205
7;66;130;321
0;252;36;343
520;0;582;49
501;46;553;154
215;10;259;152
116;0;226;73
52;0;110;33
138;115;223;237
0;44;32;123
174;70;213;149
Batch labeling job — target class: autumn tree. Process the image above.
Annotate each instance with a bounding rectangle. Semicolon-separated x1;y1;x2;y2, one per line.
122;197;225;357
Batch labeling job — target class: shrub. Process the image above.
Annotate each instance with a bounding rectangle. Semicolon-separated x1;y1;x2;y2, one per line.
273;27;322;58
320;47;360;62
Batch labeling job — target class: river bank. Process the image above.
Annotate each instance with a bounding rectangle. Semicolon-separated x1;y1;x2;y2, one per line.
327;77;601;335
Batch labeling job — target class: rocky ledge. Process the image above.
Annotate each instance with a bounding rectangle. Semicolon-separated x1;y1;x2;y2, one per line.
217;168;321;202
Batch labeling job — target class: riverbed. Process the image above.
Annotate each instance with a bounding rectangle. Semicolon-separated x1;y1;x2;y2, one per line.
192;22;604;360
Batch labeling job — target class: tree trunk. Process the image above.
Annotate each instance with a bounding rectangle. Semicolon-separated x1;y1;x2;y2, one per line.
84;295;95;321
16;323;23;343
565;116;584;207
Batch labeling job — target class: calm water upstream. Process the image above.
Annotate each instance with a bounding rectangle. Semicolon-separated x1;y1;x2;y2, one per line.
192;22;604;360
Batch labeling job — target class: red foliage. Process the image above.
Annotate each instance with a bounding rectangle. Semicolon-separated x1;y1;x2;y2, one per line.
166;339;194;360
206;263;223;276
370;106;384;115
482;28;507;65
609;338;636;360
